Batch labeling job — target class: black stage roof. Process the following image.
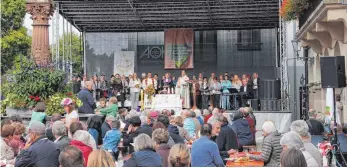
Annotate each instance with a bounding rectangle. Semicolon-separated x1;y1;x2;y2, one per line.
56;0;279;32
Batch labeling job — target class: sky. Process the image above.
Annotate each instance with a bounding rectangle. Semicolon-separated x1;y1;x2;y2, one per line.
23;13;79;44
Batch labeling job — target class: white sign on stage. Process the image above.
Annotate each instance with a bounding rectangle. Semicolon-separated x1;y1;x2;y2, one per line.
153;94;182;116
114;51;135;76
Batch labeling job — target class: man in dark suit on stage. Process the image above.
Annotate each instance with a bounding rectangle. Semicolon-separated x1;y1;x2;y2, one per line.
240;79;253;106
252;73;260;99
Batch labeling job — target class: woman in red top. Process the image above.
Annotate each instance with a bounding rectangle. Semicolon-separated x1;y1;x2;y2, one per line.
70;130;93;166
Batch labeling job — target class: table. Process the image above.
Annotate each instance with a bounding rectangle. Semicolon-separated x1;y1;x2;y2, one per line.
226;152;264;167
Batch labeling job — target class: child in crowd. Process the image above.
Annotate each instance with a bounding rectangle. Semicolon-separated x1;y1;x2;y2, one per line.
95;98;107;112
29;102;47;126
102;120;122;161
97;97;118;117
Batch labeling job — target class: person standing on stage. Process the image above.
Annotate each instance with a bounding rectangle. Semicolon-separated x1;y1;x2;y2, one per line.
210;77;222;108
221;75;232;110
197;75;204;109
142;73;157;90
231;74;242;92
163;73;173;93
129;73;141;109
209;73;215;85
177;70;190;109
154;74;160;94
99;74;108;99
252;72;260;99
200;77;210;110
92;74;100;101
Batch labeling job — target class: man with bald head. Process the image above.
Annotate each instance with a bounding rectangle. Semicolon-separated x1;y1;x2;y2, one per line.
77;81;96;114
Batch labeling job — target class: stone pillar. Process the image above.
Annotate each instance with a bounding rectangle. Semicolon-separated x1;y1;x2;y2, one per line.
26;0;54;66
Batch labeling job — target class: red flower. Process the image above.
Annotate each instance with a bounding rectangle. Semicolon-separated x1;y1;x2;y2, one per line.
66;92;73;97
34;96;40;102
29;95;35;99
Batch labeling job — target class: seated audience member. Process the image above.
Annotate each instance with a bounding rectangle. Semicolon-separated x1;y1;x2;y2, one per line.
69;122;97;149
280;131;318;167
52;121;71;151
1;119;12;128
174;116;192;141
86;115;104;145
9;122;26;156
168;144;191;167
182;110;196;138
95;98;107;112
214;115;239;161
191;123;224;167
59;146;84;167
15;121;60;167
98;97;118;117
203;107;213;123
152;128;171;167
194;109;204;125
87;149;116;167
280;148;307;167
9;114;23;123
101;115;115;138
46;113;62;141
123;116;146;154
307;109;325;135
103;120;122;161
159;114;185;144
62;98;79;128
190;111;201;137
242;107;256;144
230;111;253;147
70;130;93;166
248;121;282;167
207;108;220;125
290;120;323;166
29;102;47;126
153;122;175;147
123;134;162;167
0;124;15;161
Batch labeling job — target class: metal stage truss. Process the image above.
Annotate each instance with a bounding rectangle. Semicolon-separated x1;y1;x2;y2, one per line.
53;0;289;111
55;0;279;32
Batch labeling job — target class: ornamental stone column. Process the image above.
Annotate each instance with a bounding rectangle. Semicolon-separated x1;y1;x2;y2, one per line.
26;0;54;66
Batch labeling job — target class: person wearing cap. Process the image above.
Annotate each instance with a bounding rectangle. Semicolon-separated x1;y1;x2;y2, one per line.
78;81;97;114
15;121;60;167
61;98;79;128
28;102;47;127
97;97;118;117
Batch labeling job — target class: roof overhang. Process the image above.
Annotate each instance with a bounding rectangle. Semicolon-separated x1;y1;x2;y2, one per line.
56;0;279;32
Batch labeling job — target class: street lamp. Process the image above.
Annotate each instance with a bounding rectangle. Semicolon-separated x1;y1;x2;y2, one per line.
291;38;302;57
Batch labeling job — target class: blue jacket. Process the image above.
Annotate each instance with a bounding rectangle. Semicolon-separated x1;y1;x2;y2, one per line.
123;149;162;167
77;88;96;114
191;136;224;167
230;115;253;146
88;128;99;145
15;137;60;167
103;128;122;153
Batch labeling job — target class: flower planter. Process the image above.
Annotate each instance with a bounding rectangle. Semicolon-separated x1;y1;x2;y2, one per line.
5;107;32;116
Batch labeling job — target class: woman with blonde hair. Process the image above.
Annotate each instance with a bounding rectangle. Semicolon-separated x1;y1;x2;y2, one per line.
168;144;191;167
87;149;116;167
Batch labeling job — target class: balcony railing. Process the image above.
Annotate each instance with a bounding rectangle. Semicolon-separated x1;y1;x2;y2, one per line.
298;0;346;28
298;0;323;28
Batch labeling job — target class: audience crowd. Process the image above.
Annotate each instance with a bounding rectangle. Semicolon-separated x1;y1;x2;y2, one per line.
1;97;343;167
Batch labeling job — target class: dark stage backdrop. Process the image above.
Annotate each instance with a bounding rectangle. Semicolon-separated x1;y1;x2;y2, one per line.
85;29;278;80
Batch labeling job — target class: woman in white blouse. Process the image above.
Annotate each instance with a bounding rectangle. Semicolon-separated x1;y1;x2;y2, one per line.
129;73;141;109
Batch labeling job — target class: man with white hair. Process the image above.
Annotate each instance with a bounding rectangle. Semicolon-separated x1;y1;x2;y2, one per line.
52;121;71;151
207;108;220;125
280;131;319;167
77;80;97;114
248;121;282;167
15;121;60;167
290;120;323;166
101;115;115;138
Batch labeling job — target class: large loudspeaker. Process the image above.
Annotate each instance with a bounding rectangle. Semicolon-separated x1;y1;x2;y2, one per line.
320;56;346;88
259;79;281;99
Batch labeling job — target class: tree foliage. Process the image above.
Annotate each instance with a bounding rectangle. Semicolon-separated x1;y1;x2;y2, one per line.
53;33;83;75
1;0;31;74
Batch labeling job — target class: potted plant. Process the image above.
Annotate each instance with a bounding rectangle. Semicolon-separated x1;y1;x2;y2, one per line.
279;0;310;21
